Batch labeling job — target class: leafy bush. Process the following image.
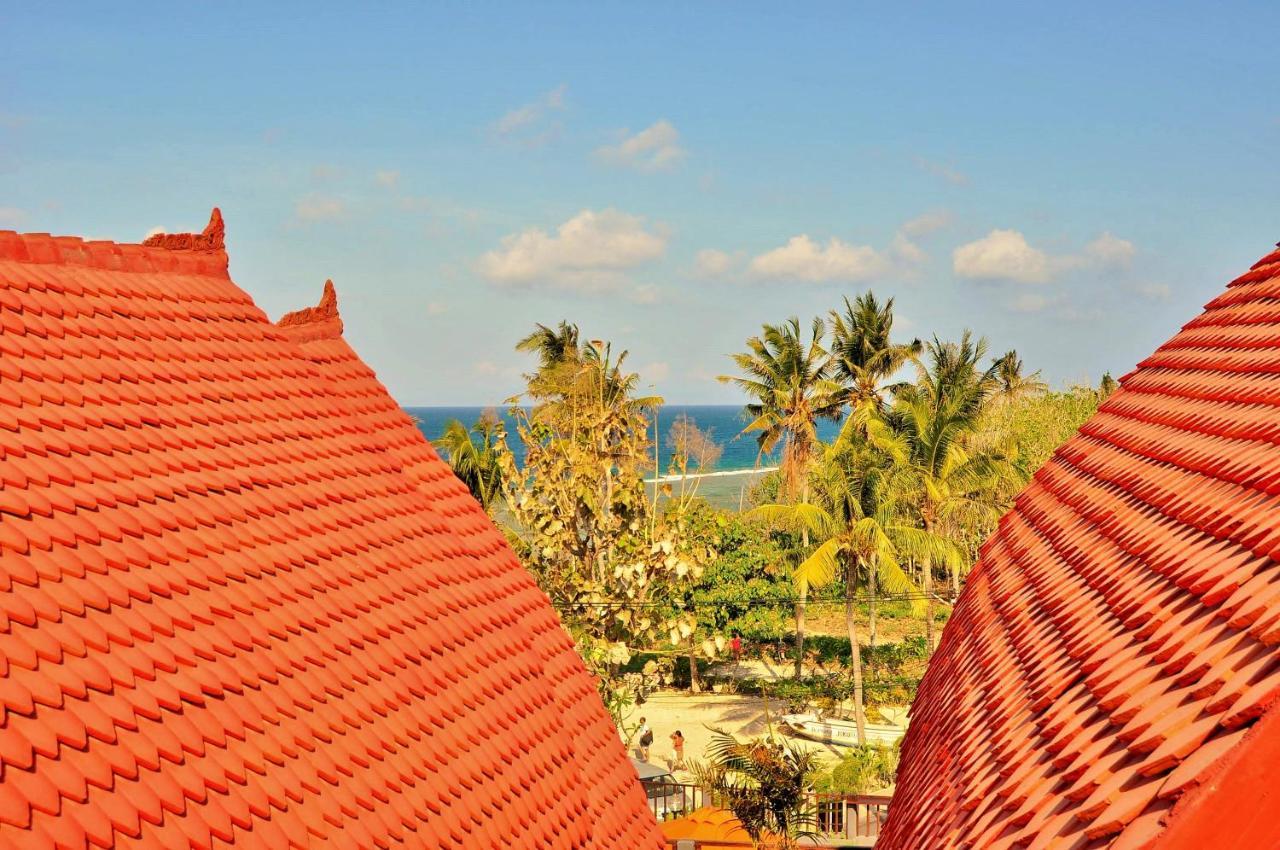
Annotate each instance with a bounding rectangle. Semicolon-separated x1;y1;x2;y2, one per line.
815;742;900;795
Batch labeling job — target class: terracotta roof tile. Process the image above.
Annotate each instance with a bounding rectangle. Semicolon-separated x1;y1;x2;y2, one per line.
0;211;662;848
880;245;1280;849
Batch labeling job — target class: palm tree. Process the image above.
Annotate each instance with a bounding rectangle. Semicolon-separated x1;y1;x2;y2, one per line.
436;413;505;514
750;444;956;743
829;292;921;415
720;317;843;497
516;320;582;372
879;333;1018;650
693;729;822;849
992;349;1047;406
720;317;843;677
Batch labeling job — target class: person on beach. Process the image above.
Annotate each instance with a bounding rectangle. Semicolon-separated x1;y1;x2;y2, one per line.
638;717;653;762
670;730;685;770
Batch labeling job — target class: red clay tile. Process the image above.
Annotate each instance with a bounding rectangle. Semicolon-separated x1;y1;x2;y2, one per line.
0;212;662;849
880;249;1280;850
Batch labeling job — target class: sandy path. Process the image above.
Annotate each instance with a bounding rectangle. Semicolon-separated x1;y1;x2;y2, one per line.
623;691;845;780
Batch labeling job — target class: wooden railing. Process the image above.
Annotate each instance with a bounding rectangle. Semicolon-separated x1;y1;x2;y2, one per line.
810;793;891;844
646;781;891;844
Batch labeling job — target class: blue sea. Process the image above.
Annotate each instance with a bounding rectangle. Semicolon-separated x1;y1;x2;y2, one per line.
405;405;843;472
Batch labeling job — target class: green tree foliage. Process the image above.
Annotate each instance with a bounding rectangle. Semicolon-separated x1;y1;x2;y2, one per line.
815;743;900;795
497;323;714;717
435;411;505;513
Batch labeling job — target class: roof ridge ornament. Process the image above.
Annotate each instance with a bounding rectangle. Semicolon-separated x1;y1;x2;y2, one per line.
277;279;344;338
142;207;225;251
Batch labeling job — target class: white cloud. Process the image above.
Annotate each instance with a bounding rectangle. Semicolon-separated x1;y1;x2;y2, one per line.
1084;232;1136;268
955;228;1139;285
477;208;668;292
0;207;27;228
144;226;166;239
1135;282;1171;300
953;229;1051;284
749;235;890;283
901;210;953;237
888;232;927;266
294;195;346;222
914;156;970;187
427;301;447;316
694;248;735;278
375;170;401;189
492;85;567;147
473;360;500;376
595;120;686;172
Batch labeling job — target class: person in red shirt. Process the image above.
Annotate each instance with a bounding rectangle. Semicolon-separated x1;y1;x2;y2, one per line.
730;633;743;665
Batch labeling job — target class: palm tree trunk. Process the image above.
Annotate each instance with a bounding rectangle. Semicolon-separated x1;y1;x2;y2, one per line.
846;560;867;746
796;483;810;680
869;564;878;649
794;585;807;680
923;518;937;655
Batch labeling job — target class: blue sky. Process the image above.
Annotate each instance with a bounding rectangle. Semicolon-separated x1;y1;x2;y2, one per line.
4;2;1278;404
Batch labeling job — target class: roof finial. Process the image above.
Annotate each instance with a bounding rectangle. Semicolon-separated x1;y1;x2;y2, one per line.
143;207;226;251
277;279;343;335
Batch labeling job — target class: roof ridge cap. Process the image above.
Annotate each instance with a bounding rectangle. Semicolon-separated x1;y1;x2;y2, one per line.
0;207;230;277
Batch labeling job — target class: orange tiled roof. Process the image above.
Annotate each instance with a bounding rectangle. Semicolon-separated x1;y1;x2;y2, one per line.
0;211;663;849
660;807;770;847
880;244;1280;849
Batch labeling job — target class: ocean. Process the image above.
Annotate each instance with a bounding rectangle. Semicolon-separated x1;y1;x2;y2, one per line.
404;404;843;510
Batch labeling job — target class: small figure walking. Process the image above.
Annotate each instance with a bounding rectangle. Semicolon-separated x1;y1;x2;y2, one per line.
637;717;653;762
669;730;685;770
730;632;743;665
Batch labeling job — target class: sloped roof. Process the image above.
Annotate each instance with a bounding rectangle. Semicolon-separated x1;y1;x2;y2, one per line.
880;244;1280;849
660;807;767;848
0;211;663;849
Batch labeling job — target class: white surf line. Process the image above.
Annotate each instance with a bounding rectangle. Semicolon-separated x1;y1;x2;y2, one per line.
644;466;778;484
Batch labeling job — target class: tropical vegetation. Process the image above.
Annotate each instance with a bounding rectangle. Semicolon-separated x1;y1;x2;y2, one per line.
435;290;1106;760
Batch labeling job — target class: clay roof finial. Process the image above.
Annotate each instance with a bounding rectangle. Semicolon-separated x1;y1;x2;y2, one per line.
143;207;226;251
277;279;344;339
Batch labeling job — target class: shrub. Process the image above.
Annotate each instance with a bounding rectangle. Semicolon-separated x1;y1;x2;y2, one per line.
815;742;900;795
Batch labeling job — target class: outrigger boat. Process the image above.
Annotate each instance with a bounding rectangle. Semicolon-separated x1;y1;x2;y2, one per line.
779;713;907;747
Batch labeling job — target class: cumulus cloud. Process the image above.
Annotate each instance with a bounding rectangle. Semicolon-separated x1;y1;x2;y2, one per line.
595;120;686;172
294;195;346;222
1084;232;1136;268
476;208;668;292
953;229;1051;284
694;248;735;278
375;170;401;189
698;213;940;284
954;228;1139;284
492;85;567;147
749;235;891;283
